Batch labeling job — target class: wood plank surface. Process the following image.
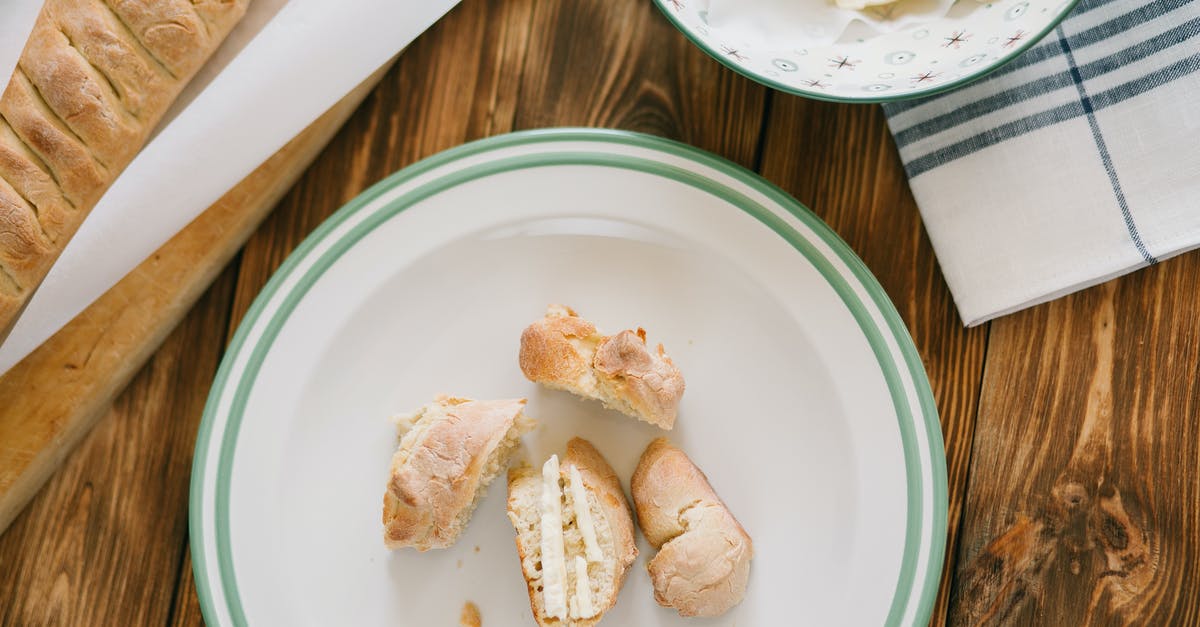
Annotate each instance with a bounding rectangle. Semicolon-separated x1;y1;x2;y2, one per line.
950;253;1200;625
0;266;237;626
2;0;1199;626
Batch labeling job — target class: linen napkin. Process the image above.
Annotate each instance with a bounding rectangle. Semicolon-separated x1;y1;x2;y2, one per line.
883;0;1200;326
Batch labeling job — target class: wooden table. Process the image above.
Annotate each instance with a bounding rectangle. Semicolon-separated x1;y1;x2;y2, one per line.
2;1;1197;625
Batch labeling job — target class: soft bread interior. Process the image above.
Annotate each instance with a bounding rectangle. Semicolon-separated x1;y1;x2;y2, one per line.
390;404;443;465
534;305;603;399
451;411;535;536
508;460;621;626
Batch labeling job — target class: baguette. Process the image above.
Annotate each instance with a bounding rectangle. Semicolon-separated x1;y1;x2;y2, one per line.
518;305;684;429
383;396;535;550
507;438;637;626
631;438;753;617
0;0;248;336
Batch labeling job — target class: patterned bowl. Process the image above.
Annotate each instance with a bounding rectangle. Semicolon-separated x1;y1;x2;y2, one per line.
654;0;1081;102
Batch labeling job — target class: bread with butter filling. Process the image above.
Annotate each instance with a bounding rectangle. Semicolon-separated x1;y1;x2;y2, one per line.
506;438;637;626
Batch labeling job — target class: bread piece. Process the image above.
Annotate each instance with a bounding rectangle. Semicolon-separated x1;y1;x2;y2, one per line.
383;396;535;550
0;0;248;337
507;438;637;626
631;438;753;617
519;305;684;429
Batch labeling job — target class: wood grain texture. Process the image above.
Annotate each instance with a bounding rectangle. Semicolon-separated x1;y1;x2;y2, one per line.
225;0;534;326
0;264;237;626
949;253;1200;625
4;0;1199;626
757;96;988;627
515;0;766;167
0;67;387;537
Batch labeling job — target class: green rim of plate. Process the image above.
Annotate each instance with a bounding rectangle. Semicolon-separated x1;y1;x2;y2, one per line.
190;128;947;626
650;0;1082;103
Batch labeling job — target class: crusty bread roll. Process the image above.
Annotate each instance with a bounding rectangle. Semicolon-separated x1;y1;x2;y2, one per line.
631;438;753;617
0;0;248;337
383;396;534;550
518;305;684;429
507;438;637;626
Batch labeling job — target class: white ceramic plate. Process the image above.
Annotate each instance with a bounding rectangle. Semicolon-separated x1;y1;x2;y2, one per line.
190;129;947;626
653;0;1080;102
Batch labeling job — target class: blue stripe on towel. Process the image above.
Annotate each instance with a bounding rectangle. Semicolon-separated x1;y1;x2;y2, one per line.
884;0;1194;117
985;0;1192;80
902;53;1200;177
891;17;1200;148
1057;27;1157;264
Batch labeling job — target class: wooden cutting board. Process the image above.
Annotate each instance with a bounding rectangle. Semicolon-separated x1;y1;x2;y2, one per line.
0;64;392;535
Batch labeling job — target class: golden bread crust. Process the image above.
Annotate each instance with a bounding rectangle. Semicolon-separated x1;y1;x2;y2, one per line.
0;0;248;334
631;438;753;617
519;305;684;429
383;397;529;550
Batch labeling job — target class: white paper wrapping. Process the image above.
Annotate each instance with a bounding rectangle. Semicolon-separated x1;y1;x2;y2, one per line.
0;0;459;376
0;0;40;85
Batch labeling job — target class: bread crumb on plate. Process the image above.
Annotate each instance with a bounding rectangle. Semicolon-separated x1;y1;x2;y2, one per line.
460;601;482;627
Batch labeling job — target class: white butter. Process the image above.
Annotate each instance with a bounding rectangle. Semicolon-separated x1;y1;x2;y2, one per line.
539;455;568;619
572;555;596;619
568;465;603;563
568;554;592;614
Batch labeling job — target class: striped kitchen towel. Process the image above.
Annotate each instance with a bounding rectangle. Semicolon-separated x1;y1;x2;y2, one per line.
883;0;1200;326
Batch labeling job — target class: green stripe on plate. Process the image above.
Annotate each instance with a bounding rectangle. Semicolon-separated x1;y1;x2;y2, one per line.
190;128;946;626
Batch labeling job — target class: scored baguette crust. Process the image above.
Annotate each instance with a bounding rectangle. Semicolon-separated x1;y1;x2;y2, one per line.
507;438;637;626
0;0;248;333
631;438;753;617
519;305;684;429
383;396;533;551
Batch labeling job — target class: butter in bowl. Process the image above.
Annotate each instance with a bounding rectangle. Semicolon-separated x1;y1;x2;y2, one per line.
653;0;1081;102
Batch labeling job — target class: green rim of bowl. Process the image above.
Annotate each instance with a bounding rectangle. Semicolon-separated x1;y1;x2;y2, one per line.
651;0;1082;103
190;128;948;626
